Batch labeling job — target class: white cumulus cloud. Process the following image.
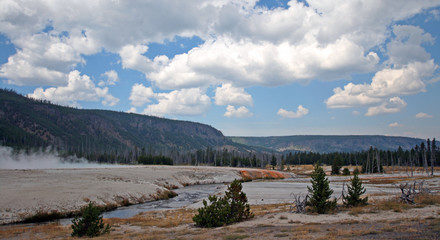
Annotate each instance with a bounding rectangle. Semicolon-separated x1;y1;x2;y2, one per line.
224;105;253;118
28;70;119;107
365;97;407;117
389;122;403;127
99;70;119;86
1;0;440;114
129;83;155;107
119;44;153;73
277;105;309;118
416;112;433;118
214;83;253;106
326;24;438;116
143;88;210;117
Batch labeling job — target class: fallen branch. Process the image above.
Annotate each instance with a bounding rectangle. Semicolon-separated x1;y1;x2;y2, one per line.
398;180;430;204
290;193;308;213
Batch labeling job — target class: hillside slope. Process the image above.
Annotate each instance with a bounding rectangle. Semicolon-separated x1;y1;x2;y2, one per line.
0;89;231;160
230;135;425;153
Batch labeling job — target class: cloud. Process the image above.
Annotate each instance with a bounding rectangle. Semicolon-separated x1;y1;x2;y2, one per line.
129;83;155;107
148;35;379;89
277;105;309;118
416;112;433;118
365;97;407;116
143;88;210;117
1;0;440;114
325;24;438;116
326;60;435;114
147;53;214;89
127;107;137;114
224;105;253;118
389;122;403;127
0;32;86;86
99;70;119;86
28;70;119;107
214;83;253;106
386;25;434;67
119;45;153;73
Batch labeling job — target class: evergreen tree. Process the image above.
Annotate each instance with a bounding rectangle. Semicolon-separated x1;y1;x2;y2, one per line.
307;163;336;214
71;202;110;237
331;154;342;175
343;172;368;207
271;154;277;170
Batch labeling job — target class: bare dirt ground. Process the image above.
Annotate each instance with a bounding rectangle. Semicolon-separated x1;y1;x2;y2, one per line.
0;165;440;239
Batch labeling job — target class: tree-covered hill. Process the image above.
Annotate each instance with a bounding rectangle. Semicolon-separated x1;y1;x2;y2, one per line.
0;89;232;162
229;135;425;153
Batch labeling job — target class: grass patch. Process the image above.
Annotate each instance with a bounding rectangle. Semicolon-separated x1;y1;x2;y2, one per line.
107;208;196;228
223;234;249;240
414;193;440;206
429;218;440;232
274;233;289;237
151;189;178;200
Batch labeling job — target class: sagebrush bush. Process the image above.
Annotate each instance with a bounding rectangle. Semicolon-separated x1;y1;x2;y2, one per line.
193;179;253;227
71;202;110;237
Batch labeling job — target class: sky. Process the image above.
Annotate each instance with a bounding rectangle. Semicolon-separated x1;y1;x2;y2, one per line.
0;0;439;139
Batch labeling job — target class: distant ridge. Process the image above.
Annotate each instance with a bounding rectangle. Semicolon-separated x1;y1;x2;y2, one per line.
0;89;427;161
229;135;425;153
0;89;232;160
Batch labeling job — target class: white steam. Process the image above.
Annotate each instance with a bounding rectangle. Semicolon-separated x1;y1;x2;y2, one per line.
0;146;126;169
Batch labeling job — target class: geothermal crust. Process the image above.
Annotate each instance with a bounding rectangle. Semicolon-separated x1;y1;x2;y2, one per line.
0;166;243;224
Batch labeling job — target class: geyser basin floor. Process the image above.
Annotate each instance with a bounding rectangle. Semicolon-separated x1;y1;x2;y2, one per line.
0;166;243;224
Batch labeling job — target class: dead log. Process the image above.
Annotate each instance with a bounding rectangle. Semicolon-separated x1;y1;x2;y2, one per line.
290;193;308;213
398;180;430;204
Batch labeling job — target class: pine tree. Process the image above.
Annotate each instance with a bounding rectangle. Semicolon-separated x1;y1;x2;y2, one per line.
71;202;110;237
343;172;368;207
331;154;342;175
307;163;336;214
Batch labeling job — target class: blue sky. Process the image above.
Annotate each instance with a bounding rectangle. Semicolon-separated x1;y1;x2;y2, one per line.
1;0;439;139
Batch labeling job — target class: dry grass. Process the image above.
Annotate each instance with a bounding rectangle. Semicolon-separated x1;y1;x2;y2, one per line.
0;222;71;240
2;202;440;240
250;203;290;217
344;192;440;215
107;208;196;228
150;189;178;201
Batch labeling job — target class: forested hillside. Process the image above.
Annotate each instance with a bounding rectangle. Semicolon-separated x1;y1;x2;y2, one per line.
1;89;434;167
0;89;232;163
230;135;425;153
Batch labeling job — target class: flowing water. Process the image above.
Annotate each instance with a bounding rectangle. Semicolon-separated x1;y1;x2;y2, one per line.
102;183;226;218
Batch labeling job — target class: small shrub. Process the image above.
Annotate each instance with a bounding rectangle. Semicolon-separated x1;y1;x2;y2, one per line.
353;168;360;175
71;202;110;237
331;155;342;175
192;195;230;227
193;179;253;227
342;168;350;176
343;172;368;207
